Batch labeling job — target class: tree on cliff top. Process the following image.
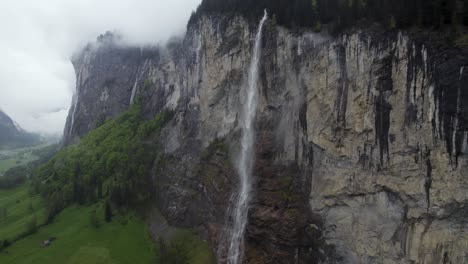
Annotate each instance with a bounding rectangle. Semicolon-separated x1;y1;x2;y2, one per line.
190;0;468;33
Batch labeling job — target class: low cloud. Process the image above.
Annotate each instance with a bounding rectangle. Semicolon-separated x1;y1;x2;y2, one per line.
0;0;200;136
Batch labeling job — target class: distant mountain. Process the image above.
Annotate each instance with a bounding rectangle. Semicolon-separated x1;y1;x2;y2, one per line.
0;109;39;149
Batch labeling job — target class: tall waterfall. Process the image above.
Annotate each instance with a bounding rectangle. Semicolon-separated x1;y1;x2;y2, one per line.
227;10;268;264
68;94;78;136
130;60;150;105
68;69;82;136
129;78;139;105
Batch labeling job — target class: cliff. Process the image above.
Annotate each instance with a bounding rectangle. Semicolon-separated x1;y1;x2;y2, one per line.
63;15;468;264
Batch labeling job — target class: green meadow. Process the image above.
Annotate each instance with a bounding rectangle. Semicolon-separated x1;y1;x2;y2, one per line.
0;146;42;175
0;107;215;264
0;203;156;264
0;184;215;264
0;184;46;242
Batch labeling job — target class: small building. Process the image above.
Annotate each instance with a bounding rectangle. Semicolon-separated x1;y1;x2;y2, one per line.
40;240;50;247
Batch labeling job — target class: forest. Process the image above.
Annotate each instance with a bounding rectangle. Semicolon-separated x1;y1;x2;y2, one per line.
190;0;468;33
32;102;172;221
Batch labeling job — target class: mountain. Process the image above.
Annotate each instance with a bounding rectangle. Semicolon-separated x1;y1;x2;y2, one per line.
50;6;468;264
0;110;39;149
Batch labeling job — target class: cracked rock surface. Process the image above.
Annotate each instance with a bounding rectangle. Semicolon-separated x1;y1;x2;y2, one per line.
64;15;468;264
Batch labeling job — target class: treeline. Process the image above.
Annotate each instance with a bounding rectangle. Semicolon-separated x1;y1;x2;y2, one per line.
0;168;27;189
33;102;172;221
190;0;468;32
0;144;58;190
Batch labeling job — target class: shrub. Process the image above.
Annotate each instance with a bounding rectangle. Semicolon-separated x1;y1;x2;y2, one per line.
90;209;100;228
24;215;38;236
0;239;10;251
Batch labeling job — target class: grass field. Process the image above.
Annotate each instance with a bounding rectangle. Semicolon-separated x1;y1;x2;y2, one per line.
0;204;156;264
0;184;46;242
0;146;41;175
0;184;215;264
0;159;20;175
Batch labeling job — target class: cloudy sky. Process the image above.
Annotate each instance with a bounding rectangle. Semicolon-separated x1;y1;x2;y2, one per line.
0;0;200;136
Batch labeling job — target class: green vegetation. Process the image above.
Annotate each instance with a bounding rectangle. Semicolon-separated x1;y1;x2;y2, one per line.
278;176;299;203
0;185;47;249
89;209;100;229
143;79;153;91
0;144;59;189
33;102;172;220
0;104;215;264
191;0;468;34
0;159;19;176
158;230;216;264
197;138;231;191
0;205;156;264
0;167;30;190
200;138;229;162
0;147;41;175
0;184;213;264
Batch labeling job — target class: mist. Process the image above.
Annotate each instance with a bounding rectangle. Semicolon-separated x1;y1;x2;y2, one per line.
0;0;201;136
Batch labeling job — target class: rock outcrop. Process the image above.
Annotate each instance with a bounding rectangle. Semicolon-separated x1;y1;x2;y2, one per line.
63;15;468;264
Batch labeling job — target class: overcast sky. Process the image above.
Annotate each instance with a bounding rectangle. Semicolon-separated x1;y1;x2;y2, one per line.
0;0;200;136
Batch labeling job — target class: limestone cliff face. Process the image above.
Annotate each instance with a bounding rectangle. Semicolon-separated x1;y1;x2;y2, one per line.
64;15;468;264
63;38;160;145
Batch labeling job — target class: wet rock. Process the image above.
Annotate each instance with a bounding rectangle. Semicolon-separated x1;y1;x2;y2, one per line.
65;15;468;264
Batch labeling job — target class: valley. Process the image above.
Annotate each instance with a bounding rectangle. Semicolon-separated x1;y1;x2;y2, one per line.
1;0;468;263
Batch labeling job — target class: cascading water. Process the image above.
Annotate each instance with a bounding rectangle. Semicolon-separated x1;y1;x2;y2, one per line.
226;10;268;264
130;77;139;105
130;60;150;105
69;94;78;136
453;66;465;162
69;68;82;136
196;33;202;74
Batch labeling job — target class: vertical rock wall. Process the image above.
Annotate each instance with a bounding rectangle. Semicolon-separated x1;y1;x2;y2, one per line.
64;16;468;263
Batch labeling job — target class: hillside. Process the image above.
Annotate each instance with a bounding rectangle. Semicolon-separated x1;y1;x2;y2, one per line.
0;110;39;150
0;185;157;264
1;106;214;264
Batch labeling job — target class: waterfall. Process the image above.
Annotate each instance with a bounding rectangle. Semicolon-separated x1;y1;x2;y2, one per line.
69;94;78;136
453;66;465;162
196;33;202;71
227;10;267;264
130;77;139;105
297;36;302;56
130;60;150;105
69;69;82;136
196;33;203;87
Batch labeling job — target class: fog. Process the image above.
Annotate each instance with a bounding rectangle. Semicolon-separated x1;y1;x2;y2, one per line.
0;0;201;136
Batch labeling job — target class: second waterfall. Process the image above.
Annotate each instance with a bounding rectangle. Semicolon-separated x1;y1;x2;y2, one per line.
227;10;268;264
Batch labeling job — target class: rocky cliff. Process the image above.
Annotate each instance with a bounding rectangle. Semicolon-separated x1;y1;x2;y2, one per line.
63;15;468;264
